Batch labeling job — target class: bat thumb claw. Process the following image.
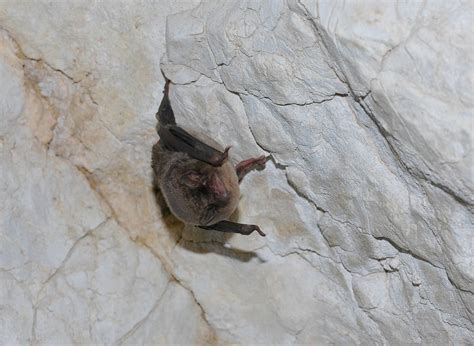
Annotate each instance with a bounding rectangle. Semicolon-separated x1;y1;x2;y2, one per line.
223;146;231;156
163;79;171;95
212;146;231;167
254;226;266;237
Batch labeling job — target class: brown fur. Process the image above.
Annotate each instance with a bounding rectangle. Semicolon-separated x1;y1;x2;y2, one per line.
152;142;240;226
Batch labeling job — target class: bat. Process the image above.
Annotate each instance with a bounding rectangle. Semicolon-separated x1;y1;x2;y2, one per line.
151;79;267;236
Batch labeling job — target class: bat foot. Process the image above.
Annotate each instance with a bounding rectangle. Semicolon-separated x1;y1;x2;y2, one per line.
254;155;268;167
236;155;269;180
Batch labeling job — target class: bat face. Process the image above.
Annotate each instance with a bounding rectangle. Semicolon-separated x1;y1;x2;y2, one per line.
181;166;228;202
155;147;240;226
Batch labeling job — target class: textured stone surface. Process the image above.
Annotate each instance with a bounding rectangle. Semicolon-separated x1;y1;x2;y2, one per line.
1;0;472;344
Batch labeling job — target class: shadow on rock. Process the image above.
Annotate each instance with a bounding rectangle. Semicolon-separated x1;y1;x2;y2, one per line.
152;177;263;263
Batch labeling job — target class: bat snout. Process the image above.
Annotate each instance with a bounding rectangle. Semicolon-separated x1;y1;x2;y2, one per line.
208;173;228;202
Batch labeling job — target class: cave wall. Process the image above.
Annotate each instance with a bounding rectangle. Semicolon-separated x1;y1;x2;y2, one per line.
0;0;472;344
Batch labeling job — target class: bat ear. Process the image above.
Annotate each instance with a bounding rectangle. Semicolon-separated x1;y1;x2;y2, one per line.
180;171;202;188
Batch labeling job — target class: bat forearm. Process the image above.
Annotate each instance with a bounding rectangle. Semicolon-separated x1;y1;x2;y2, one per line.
158;125;230;167
199;220;266;237
156;79;176;126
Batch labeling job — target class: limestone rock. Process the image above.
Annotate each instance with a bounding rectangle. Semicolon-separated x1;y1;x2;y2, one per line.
0;0;472;344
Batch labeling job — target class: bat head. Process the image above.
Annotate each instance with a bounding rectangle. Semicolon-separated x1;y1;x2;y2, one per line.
165;157;240;226
155;148;240;226
180;167;229;203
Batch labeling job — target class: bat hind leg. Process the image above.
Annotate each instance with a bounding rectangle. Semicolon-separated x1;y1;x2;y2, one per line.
236;155;268;181
199;220;266;237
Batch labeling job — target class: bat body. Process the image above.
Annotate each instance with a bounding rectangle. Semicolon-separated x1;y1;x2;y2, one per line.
152;80;266;236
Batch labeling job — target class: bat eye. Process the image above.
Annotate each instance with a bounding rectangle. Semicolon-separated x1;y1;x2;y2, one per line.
180;171;203;189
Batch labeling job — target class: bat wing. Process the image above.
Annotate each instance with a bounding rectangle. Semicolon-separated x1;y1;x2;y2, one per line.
155;79;176;126
199;220;266;237
158;125;229;167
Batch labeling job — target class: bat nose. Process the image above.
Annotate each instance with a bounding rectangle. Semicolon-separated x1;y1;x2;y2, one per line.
209;173;228;201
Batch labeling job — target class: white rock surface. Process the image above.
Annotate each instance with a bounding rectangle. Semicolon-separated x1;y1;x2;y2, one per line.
0;0;472;344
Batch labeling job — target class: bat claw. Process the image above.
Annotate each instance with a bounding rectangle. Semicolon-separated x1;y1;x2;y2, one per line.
223;146;231;158
163;79;171;95
255;226;266;237
211;146;231;167
255;155;268;167
243;225;266;237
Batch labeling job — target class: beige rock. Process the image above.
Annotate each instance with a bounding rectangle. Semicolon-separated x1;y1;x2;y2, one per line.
0;0;472;344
